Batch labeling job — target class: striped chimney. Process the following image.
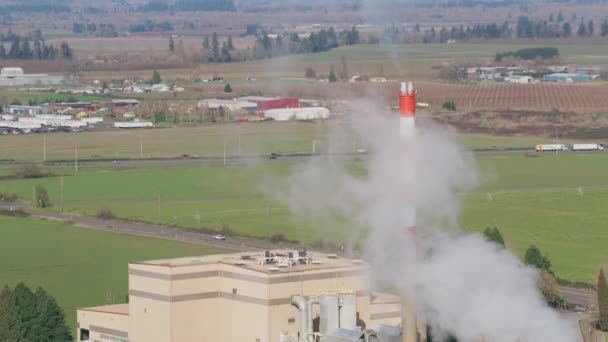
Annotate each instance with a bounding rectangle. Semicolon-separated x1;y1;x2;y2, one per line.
400;81;418;342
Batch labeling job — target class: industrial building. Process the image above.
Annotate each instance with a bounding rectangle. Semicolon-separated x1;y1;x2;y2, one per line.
265;107;331;121
198;99;258;111
2;105;50;115
77;250;422;342
0;67;64;86
543;73;593;83
237;96;300;110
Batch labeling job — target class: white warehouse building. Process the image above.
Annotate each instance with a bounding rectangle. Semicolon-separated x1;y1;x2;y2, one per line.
265;107;331;121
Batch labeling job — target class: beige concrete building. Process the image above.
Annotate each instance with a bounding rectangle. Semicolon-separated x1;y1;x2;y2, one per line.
77;250;405;342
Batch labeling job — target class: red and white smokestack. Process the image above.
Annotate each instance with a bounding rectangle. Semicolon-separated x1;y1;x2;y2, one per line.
400;81;419;342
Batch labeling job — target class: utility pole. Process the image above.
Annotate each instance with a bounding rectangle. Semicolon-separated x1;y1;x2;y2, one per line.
223;142;227;166
74;145;78;173
42;134;46;162
60;177;64;213
139;135;143;158
312;140;316;154
157;193;161;217
32;186;35;207
238;132;241;156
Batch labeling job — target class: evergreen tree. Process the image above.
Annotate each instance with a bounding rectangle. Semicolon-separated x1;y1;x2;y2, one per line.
221;42;231;62
30;287;72;342
47;44;57;60
60;41;72;59
8;36;20;59
598;269;608;331
151;70;162;84
524;245;552;271
549;13;554;22
557;10;564;22
328;65;337;82
227;35;234;50
578;20;587;37
169;35;175;52
33;40;42;60
563;22;572;37
483;227;505;248
588;20;594;37
223;83;232;93
305;67;316;79
6;283;38;341
202;36;210;49
20;37;32;59
602;19;608;37
211;32;220;62
0;44;6;59
0;285;12;341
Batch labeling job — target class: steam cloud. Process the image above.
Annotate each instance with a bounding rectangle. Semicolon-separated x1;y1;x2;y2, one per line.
270;98;578;341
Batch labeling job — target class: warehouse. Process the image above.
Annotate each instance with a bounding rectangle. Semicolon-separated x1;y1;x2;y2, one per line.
238;96;300;110
265;107;331;121
77;250;419;342
543;73;592;83
198;99;258;111
0;67;64;86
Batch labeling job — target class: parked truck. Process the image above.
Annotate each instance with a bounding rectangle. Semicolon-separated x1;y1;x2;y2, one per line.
571;143;604;151
535;144;568;152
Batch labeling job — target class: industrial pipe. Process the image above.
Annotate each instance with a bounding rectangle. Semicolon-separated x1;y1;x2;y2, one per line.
292;295;317;342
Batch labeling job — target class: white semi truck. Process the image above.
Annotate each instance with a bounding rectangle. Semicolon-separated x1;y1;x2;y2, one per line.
535;144;568;152
572;143;604;151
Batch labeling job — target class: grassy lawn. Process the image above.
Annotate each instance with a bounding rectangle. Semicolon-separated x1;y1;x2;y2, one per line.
2;152;608;283
0;89;109;104
0;215;230;332
0;121;565;162
0;122;334;162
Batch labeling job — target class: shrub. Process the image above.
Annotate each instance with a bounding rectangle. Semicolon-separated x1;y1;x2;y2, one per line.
14;163;45;179
34;185;50;208
0;192;18;203
443;100;457;111
0;208;29;217
270;233;286;244
96;208;116;220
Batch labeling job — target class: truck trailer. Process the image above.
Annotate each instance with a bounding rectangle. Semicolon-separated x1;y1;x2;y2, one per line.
536;144;568;152
572;143;604;151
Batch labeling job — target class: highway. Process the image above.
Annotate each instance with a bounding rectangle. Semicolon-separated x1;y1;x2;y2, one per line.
2;148;597;170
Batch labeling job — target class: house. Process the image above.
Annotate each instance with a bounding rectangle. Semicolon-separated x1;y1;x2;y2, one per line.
506;75;533;84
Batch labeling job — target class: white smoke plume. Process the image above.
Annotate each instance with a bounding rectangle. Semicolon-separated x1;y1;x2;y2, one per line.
269;97;578;341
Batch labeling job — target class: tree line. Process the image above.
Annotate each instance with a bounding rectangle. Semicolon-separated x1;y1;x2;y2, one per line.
0;30;72;60
384;15;608;44
72;23;118;37
0;283;72;341
128;20;174;33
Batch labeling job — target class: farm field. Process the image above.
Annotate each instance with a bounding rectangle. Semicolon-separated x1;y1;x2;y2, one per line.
0;121;582;162
74;41;608;81
1;152;608;282
0;215;230;332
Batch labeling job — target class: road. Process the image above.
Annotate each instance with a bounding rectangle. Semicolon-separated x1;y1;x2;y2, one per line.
559;286;597;309
0;148;605;170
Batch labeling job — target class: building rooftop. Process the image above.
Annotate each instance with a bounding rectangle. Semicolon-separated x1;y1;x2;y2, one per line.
79;304;129;316
132;250;368;274
237;96;279;102
545;73;587;77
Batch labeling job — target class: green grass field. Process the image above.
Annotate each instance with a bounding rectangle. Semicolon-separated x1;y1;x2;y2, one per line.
0;215;229;332
0;90;109;104
0;121;551;162
1;152;608;283
290;42;608;65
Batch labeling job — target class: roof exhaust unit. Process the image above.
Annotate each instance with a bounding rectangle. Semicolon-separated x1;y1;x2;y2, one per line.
399;81;418;342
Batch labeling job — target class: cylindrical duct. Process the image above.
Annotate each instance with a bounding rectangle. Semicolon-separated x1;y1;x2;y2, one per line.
339;293;357;330
292;296;311;342
320;294;340;334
